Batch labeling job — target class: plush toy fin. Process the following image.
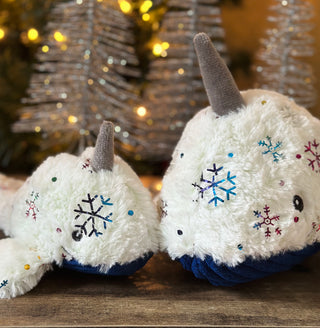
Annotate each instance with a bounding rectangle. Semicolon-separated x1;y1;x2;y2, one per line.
0;238;52;298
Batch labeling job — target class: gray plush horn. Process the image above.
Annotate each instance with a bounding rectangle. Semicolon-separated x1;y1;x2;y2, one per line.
92;121;114;172
193;32;245;116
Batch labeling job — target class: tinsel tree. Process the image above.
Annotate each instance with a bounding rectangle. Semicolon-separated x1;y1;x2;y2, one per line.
0;0;53;171
141;0;228;159
254;0;316;109
13;0;141;153
13;0;229;164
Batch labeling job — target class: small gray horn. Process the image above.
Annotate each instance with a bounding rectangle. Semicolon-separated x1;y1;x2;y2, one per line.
193;32;245;116
92;121;114;172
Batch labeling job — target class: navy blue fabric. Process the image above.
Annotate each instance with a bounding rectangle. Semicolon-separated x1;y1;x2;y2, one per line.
62;252;153;276
178;243;320;286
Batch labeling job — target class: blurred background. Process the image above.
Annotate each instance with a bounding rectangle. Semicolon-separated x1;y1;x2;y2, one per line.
0;0;319;176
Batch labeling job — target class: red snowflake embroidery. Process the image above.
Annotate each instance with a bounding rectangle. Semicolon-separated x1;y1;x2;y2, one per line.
304;139;320;173
312;222;320;232
25;191;39;220
253;205;281;238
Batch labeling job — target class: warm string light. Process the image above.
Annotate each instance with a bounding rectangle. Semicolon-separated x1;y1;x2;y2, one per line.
142;13;150;21
178;68;184;75
118;0;132;14
53;31;66;42
27;28;39;41
119;0;155;24
140;0;153;13
68;115;78;124
0;28;5;40
119;0;153;15
136;106;147;117
152;41;169;57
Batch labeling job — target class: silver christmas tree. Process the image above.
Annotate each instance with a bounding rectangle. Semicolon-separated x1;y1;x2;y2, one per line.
14;0;229;162
14;0;140;152
255;0;316;109
141;0;228;160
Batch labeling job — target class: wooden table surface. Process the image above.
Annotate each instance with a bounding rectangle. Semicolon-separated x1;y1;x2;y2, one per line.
0;231;319;327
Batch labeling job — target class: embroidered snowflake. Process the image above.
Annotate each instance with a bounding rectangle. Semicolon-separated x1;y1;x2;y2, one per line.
304;139;320;173
312;221;320;232
160;200;168;218
258;136;284;162
192;163;236;207
0;280;8;289
82;158;93;173
25;191;39;220
73;193;113;238
253;205;281;238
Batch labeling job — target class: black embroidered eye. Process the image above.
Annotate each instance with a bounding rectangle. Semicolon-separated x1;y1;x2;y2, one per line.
72;230;83;242
177;229;183;235
293;195;304;212
180;153;184;158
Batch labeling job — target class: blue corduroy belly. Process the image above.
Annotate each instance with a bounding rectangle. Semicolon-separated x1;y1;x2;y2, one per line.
62;252;153;276
178;243;320;286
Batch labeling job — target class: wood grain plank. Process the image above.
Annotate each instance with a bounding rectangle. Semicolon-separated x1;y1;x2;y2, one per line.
0;228;319;328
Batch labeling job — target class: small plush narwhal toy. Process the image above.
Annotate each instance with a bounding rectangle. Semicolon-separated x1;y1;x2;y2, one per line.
0;121;159;298
160;33;320;286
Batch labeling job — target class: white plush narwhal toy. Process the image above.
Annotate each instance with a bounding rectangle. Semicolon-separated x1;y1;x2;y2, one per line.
160;33;320;286
0;121;159;298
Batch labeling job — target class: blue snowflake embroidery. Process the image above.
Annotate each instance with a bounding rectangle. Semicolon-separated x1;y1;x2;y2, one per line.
0;280;8;289
192;163;237;207
73;193;113;238
258;136;284;162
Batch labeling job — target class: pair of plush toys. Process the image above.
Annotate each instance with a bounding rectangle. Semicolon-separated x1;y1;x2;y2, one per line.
1;33;320;298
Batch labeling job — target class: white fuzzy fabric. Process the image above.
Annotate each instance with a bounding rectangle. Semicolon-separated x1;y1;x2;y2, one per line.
0;148;159;297
0;238;51;298
160;89;320;266
0;174;24;235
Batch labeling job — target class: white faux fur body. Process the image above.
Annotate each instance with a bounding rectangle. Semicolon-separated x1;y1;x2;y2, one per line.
0;148;159;298
160;89;320;266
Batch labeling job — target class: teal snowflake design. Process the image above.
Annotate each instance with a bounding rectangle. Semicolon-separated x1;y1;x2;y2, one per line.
258;136;284;162
192;163;236;207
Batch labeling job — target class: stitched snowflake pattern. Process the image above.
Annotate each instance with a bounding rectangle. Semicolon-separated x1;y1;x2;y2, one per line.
73;193;113;238
192;163;236;207
160;200;168;218
0;280;8;289
258;136;284;162
304;139;320;173
253;205;281;238
25;191;39;220
82;158;93;173
312;221;320;232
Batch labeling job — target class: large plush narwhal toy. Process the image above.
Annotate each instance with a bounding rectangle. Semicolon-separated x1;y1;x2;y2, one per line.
160;33;320;286
0;121;159;298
